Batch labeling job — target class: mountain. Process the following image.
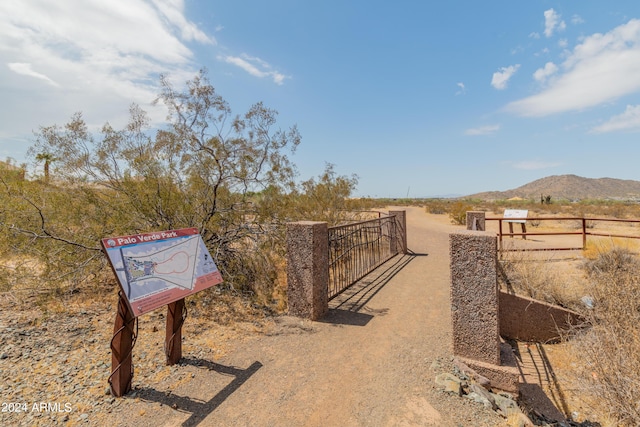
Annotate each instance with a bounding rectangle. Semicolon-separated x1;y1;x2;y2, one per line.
467;175;640;201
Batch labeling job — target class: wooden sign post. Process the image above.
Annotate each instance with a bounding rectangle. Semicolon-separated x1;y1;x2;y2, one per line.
503;209;528;240
110;292;135;397
165;298;186;365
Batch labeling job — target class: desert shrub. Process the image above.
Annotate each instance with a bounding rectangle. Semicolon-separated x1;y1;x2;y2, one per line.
294;163;363;226
0;73;368;313
447;201;472;225
424;199;447;215
583;245;637;275
498;251;580;309
572;246;640;424
527;219;541;228
0;71;362;313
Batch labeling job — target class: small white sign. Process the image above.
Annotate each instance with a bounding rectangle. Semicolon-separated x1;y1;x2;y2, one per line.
503;209;528;224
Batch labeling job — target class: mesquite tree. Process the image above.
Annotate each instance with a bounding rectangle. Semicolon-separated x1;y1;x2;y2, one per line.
6;70;301;297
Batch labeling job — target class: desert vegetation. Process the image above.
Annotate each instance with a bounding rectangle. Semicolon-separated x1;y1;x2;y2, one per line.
571;244;640;425
0;70;373;314
417;195;640;425
4;89;640;424
421;197;640;223
492;215;640;425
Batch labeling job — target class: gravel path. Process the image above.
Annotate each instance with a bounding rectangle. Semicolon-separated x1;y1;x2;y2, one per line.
1;207;506;426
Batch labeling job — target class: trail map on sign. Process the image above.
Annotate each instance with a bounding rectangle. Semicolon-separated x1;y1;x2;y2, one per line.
101;228;223;317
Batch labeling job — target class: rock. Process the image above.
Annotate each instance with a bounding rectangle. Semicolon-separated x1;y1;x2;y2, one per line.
494;392;519;416
445;380;461;396
508;412;535;427
435;373;461;386
435;373;464;396
467;383;497;410
453;358;491;388
465;392;488;407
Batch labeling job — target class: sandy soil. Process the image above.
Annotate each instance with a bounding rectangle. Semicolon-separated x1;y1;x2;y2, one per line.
1;207;595;426
103;206;506;426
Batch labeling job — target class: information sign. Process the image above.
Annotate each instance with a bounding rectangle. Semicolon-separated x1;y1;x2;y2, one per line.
503;209;528;224
101;228;222;317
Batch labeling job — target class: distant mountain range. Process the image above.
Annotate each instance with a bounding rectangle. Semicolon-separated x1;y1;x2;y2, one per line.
467;175;640;201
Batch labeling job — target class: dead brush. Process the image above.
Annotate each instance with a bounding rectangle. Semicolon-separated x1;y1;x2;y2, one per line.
571;245;640;425
498;247;581;310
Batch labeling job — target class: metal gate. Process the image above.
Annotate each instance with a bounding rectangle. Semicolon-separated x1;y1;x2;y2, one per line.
327;215;402;299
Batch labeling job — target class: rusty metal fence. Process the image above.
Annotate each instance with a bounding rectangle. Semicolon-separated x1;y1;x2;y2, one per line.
327;214;402;300
486;215;640;251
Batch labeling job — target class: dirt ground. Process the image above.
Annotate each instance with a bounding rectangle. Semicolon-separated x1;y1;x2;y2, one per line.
0;206;598;426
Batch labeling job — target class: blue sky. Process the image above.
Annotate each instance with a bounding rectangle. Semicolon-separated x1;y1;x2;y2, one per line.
2;1;640;197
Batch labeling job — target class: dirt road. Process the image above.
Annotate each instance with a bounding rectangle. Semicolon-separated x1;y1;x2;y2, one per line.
107;207;503;426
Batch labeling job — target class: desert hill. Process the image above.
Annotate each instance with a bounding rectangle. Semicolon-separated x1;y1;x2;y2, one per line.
468;174;640;201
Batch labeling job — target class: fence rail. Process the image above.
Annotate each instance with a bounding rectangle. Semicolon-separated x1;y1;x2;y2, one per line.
486;216;640;251
327;215;401;299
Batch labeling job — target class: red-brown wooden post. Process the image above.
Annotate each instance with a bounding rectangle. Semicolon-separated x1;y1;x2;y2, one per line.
165;298;185;365
110;293;135;397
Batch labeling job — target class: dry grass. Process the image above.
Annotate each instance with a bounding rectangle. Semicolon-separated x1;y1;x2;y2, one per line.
570;246;640;425
500;242;640;425
498;248;584;311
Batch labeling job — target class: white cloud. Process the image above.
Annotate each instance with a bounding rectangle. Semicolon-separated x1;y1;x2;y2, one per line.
455;82;466;95
533;62;558;83
0;0;214;159
507;19;640;117
8;63;59;87
544;9;566;38
535;47;550;57
491;65;520;90
465;125;500;136
572;15;585;25
149;0;213;44
512;160;562;170
591;105;640;133
529;32;541;40
220;54;289;85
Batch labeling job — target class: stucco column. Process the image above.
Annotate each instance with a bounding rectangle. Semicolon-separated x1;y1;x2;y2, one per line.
389;210;407;255
449;231;500;365
286;221;329;320
466;211;486;231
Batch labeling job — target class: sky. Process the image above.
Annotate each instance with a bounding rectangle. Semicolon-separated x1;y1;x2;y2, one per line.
2;1;640;198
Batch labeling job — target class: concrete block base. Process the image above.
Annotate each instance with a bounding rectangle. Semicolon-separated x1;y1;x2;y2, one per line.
454;342;520;394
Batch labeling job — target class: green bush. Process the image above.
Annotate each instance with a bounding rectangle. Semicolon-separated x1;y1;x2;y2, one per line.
424;199;447;215
447;201;472;225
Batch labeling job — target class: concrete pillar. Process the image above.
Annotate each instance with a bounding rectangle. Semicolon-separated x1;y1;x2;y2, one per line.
466;211;486;231
389;210;407;255
449;231;500;365
286;221;329;320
